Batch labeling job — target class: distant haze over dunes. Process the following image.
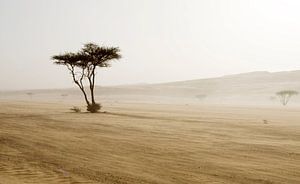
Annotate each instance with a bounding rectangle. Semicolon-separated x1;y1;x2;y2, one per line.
2;70;300;106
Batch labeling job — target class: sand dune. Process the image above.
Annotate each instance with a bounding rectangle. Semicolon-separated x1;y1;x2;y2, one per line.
2;70;300;106
0;101;299;183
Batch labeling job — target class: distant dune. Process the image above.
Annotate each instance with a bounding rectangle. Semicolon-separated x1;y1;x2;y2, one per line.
2;70;300;106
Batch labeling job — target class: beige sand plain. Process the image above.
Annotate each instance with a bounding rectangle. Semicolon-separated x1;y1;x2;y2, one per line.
0;100;299;184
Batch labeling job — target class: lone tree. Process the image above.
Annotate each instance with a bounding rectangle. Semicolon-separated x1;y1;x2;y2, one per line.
276;90;298;106
52;43;121;113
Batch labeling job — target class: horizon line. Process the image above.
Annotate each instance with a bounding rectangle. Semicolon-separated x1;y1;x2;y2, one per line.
1;69;300;92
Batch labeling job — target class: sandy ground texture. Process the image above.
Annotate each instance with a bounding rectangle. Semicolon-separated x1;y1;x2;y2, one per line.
0;101;299;184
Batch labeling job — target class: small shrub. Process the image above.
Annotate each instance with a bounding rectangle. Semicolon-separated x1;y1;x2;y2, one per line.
70;106;81;113
26;92;34;99
87;103;101;113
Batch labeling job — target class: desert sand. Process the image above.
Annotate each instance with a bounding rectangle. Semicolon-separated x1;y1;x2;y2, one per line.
0;100;299;184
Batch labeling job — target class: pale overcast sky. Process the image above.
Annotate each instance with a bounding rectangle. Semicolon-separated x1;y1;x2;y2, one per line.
1;0;300;90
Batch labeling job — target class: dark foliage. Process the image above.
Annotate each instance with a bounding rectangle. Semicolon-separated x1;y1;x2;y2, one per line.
87;103;102;113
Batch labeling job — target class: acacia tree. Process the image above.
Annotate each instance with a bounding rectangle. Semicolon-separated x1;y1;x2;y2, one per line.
276;90;298;106
52;43;121;113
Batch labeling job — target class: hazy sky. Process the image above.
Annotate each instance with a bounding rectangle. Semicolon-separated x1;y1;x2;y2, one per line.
1;0;300;90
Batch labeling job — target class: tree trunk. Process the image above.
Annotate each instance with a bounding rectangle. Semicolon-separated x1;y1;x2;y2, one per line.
86;67;101;113
89;66;96;104
78;84;90;106
89;77;96;104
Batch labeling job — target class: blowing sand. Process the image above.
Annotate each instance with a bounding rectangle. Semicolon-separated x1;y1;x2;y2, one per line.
0;101;299;183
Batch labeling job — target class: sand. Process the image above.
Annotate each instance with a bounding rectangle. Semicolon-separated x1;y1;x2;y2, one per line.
0;100;299;183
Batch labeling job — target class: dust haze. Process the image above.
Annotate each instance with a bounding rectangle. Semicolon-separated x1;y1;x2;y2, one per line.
0;0;300;184
1;0;300;90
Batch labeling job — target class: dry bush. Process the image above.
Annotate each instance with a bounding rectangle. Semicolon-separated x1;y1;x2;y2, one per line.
70;106;81;113
87;103;101;113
